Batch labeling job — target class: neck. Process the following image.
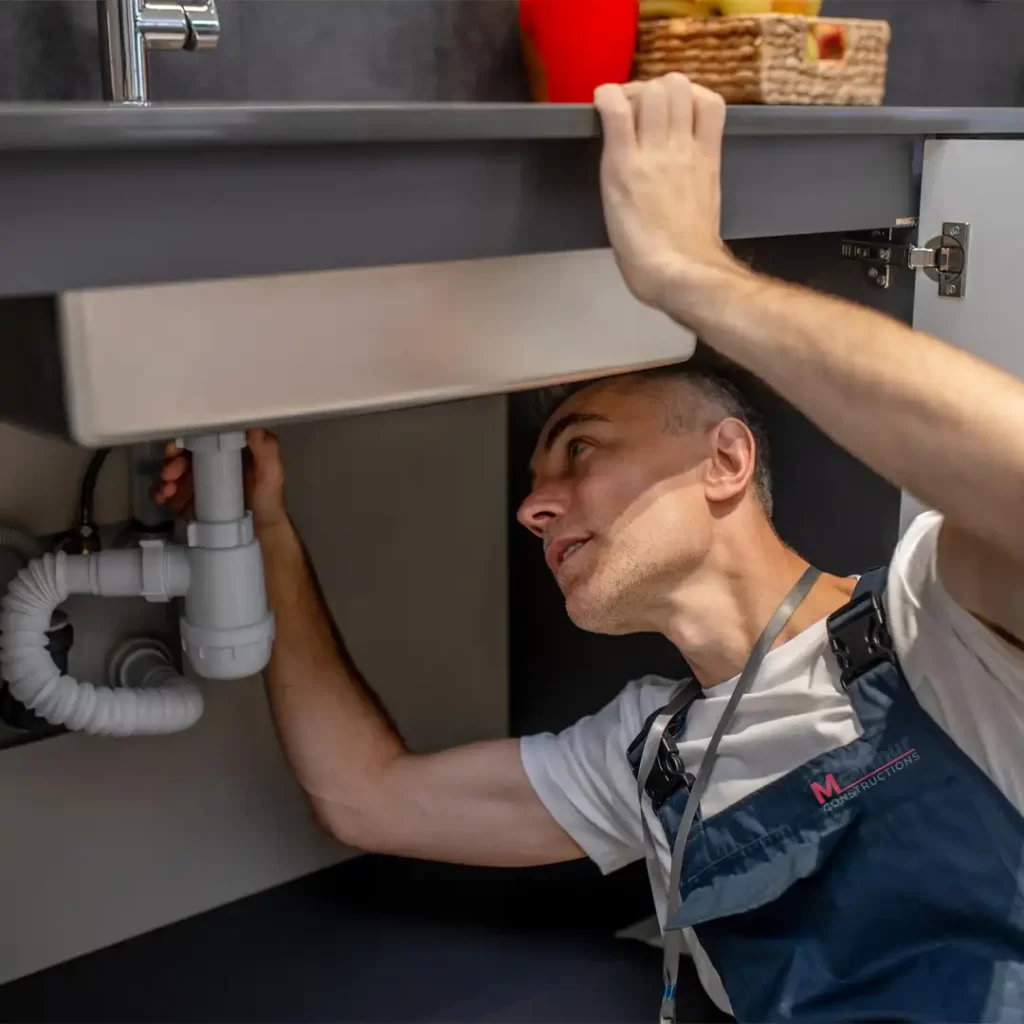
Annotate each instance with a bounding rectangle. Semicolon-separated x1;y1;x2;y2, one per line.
652;513;852;687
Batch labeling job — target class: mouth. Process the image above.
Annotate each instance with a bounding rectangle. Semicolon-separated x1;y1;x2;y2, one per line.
544;534;593;576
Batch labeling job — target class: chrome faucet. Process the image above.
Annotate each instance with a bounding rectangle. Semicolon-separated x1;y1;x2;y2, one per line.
97;0;220;104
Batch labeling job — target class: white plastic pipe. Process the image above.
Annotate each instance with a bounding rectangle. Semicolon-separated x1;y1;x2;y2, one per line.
0;550;202;736
179;432;274;680
185;432;245;523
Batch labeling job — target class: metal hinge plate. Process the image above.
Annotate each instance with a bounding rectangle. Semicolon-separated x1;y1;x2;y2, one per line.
841;222;970;298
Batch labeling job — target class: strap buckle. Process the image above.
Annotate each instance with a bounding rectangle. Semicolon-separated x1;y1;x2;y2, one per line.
627;683;701;811
826;589;894;688
645;730;691;811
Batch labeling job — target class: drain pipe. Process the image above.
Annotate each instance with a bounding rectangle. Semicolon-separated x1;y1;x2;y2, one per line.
0;431;275;736
179;432;274;680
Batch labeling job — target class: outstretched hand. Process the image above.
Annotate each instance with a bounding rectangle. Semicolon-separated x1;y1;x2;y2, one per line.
154;428;289;534
594;74;738;316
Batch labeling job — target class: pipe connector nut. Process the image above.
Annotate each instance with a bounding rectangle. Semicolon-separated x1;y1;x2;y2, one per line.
178;431;246;456
187;512;255;550
139;537;189;602
180;615;274;680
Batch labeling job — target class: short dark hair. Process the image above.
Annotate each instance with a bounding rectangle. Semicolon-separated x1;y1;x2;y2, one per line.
531;347;773;516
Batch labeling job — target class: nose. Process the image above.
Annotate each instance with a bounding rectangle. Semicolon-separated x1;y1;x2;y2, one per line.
517;481;567;539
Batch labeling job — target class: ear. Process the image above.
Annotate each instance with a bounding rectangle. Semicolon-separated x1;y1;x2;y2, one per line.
703;418;756;505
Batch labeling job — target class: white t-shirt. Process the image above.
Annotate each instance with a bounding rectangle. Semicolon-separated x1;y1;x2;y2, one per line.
519;511;1024;1015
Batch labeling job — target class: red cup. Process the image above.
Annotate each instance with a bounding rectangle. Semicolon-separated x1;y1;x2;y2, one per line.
520;0;639;103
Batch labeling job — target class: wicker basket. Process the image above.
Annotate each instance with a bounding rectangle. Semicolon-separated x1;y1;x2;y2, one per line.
635;15;890;105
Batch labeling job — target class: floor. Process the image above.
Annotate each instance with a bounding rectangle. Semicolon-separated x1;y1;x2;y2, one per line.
0;855;730;1022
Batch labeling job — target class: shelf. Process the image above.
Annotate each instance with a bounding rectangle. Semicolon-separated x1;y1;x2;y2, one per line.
0;103;1021;298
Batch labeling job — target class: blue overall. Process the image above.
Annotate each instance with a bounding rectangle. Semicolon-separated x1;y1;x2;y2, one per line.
628;569;1024;1022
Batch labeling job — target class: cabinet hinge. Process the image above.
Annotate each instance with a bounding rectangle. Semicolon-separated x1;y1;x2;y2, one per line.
841;222;970;298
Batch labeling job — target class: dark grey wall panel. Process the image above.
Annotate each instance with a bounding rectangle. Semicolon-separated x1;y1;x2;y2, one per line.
0;1;1022;106
0;0;529;103
826;0;1024;108
0;2;102;101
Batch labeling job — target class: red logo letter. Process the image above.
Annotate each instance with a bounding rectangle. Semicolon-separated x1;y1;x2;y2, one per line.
811;774;843;805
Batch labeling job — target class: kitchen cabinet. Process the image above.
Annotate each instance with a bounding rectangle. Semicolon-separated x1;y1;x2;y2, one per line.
898;139;1024;531
0;104;1020;445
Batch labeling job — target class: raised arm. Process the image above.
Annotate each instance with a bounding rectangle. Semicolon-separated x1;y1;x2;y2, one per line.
595;75;1024;642
158;431;584;868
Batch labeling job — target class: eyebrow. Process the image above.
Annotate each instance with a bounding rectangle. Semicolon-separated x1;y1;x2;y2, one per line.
541;412;610;453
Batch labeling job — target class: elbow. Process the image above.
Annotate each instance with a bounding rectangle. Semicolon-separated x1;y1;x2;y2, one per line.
308;798;359;849
307;789;381;851
302;760;406;855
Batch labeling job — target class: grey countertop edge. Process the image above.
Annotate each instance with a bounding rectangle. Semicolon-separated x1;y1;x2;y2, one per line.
0;103;1023;150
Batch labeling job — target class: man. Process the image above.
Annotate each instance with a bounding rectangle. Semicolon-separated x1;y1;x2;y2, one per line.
158;75;1024;1021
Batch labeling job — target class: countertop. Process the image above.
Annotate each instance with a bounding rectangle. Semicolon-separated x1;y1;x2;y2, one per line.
0;102;1023;150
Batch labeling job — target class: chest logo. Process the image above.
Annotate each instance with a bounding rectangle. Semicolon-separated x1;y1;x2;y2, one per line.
811;742;921;809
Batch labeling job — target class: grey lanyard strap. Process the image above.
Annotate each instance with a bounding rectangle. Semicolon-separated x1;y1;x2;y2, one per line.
636;566;821;1024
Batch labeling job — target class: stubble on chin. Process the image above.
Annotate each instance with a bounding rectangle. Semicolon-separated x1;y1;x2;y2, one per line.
563;569;642;637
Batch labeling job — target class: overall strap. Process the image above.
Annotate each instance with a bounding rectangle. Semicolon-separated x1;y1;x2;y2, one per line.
853;566;889;601
635;679;702;914
826;567;895;690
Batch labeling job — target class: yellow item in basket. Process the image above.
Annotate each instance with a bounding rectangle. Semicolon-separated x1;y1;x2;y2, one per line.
640;0;820;19
773;0;823;15
716;0;773;12
639;0;714;16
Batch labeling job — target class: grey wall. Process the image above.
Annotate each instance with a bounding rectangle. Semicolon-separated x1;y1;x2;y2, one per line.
1;0;1022;105
0;0;528;102
827;0;1024;107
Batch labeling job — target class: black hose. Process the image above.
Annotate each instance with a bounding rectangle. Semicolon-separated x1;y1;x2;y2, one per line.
78;447;111;527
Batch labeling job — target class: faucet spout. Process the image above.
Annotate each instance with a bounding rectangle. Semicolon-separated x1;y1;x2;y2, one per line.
97;0;220;104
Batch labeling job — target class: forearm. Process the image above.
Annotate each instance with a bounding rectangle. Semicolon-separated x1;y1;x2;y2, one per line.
676;263;1024;561
256;519;583;866
258;519;406;817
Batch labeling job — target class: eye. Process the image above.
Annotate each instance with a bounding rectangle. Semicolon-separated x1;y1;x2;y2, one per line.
566;437;590;462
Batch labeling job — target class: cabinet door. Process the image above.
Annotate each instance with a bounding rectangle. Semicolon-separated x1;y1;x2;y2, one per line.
902;139;1024;533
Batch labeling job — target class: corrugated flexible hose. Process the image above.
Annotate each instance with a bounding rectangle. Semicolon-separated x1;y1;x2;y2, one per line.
0;552;202;736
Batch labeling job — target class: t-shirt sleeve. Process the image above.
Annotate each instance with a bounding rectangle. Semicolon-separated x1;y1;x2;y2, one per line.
886;511;1024;807
519;678;663;875
887;510;1024;693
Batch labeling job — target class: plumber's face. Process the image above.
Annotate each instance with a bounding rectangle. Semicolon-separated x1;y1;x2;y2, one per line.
517;376;715;635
